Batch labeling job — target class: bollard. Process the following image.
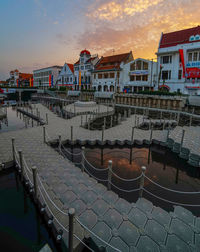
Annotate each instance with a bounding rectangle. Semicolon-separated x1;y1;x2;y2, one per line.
101;125;104;143
71;126;73;143
43;126;46;143
110;116;113;128
46;113;48;124
18;150;24;179
68;208;75;252
103;117;106;129
139;166;146;198
131;126;135;142
58;135;62;154
180;129;185;148
107;160;112;190
162;119;165;130
81;147;85;172
177;112;180;125
189;115;192;127
32;166;38;199
12;138;15;163
166;128;170;141
25;117;27;128
149;127;153;143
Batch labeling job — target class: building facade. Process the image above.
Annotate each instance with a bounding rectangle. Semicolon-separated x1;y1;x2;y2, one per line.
157;26;200;95
57;63;74;88
92;51;133;92
9;69;33;87
123;58;157;92
33;66;62;88
73;50;99;91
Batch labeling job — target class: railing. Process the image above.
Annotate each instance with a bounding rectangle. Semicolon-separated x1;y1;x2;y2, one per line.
11;138;121;251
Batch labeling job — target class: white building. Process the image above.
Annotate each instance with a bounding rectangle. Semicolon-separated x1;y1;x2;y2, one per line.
33;65;62;88
123;58;157;92
156;26;200;95
92;52;133;92
74;49;99;91
57;63;74;89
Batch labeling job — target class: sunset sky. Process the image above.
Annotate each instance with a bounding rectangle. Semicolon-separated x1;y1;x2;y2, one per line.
0;0;200;80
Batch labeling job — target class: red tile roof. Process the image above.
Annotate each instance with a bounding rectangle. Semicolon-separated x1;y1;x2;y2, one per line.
160;26;200;48
95;52;130;71
80;49;90;55
74;59;80;65
67;63;74;73
19;73;33;80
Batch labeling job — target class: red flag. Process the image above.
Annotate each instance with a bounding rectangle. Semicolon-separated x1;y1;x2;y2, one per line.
49;75;51;87
179;49;185;78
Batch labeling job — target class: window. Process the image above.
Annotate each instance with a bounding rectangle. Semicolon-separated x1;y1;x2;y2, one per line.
117;72;120;78
70;77;72;82
142;75;148;81
75;67;79;71
143;62;148;70
64;66;66;72
130;75;135;81
188;53;192;61
189;35;195;41
130;62;136;71
110;73;114;78
178;70;182;80
98;74;102;79
161;55;172;64
81;66;84;70
193;52;198;61
104;73;108;78
136;61;142;70
162;70;171;80
67;77;69;82
136;75;141;81
94;74;96;79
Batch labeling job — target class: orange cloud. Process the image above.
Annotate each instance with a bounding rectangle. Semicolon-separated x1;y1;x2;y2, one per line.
78;0;200;59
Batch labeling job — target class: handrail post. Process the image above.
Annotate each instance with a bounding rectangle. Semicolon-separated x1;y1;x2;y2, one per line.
149;127;153;144
101;125;104;144
68;208;75;252
71;126;73;144
139;166;146;198
88;119;90;130
32;166;38;199
107;160;112;190
46;113;48;124
110;115;113;128
180;129;185;148
58;135;62;154
12;138;15;163
43;126;46;143
81;147;85;172
103;117;106;129
18;150;24;179
131;126;135;143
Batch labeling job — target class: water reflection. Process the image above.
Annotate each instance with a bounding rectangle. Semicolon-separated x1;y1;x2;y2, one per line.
84;145;200;216
0;106;38;133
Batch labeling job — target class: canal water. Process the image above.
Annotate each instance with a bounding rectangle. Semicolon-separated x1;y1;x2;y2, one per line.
0;106;38;133
62;144;200;216
0;168;66;252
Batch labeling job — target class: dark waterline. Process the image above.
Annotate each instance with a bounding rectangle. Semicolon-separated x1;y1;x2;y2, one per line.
0;168;65;252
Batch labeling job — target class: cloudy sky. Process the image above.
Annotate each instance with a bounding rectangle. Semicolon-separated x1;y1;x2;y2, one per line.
0;0;199;80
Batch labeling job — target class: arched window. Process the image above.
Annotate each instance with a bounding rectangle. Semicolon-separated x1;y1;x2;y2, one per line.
189;35;195;41
130;62;136;71
195;34;200;41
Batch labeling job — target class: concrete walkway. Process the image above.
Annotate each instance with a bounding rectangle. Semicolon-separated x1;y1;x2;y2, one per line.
0;103;200;251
